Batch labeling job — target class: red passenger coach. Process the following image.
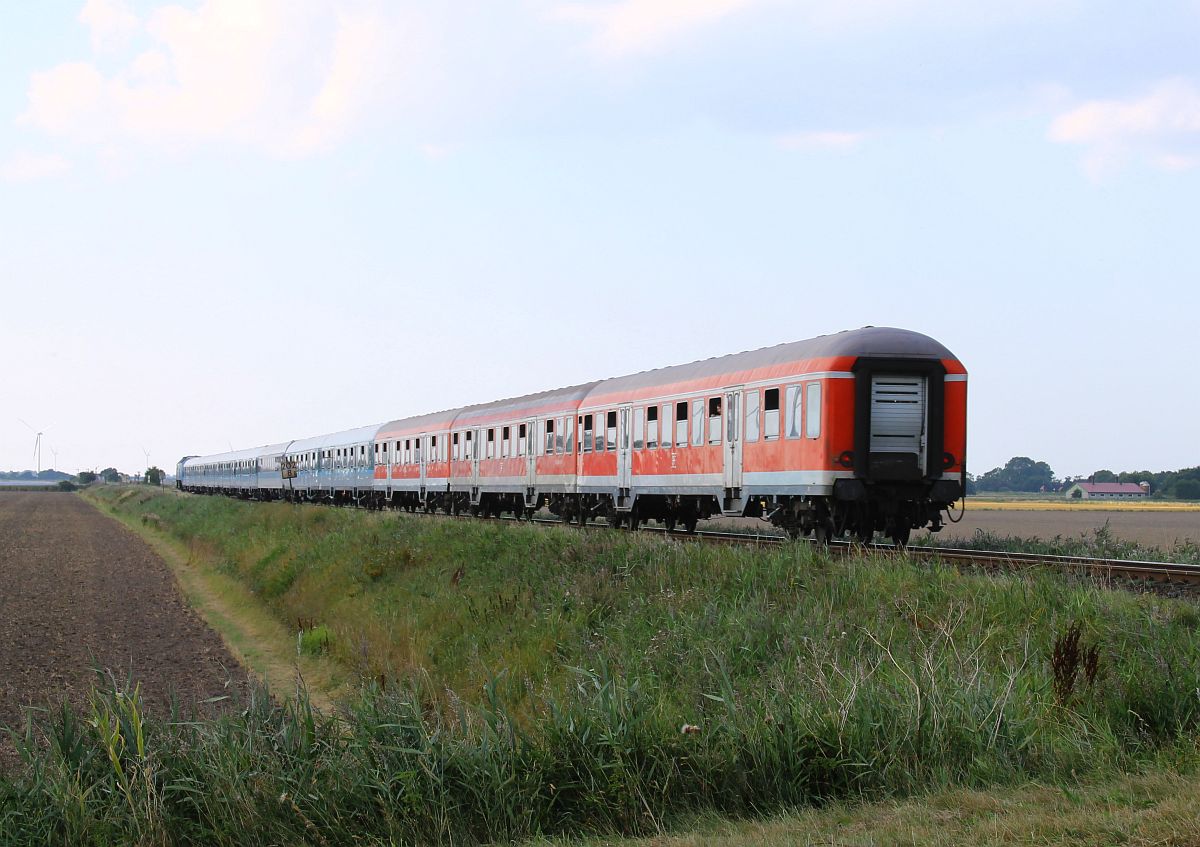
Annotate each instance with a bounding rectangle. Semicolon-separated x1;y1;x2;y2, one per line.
366;327;966;543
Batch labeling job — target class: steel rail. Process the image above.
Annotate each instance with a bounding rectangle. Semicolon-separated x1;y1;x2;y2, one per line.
468;512;1200;585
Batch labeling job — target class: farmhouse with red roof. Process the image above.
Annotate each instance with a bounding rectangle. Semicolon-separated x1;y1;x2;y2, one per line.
1064;481;1149;499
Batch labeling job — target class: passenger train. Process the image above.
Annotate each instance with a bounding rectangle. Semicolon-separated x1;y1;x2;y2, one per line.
177;326;967;544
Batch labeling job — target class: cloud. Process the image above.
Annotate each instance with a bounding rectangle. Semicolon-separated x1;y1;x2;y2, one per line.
555;0;1071;58
1;151;72;183
556;0;763;56
775;130;867;152
18;0;410;159
79;0;140;52
1049;78;1200;176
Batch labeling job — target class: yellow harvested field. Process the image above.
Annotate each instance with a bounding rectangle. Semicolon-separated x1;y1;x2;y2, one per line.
959;499;1200;512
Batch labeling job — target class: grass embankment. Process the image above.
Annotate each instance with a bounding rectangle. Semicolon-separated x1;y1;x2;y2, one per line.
3;487;1200;845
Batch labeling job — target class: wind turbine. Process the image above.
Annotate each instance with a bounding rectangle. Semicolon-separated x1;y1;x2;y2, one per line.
18;418;48;477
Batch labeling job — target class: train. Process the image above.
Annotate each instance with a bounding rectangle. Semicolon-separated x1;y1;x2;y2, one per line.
176;326;967;544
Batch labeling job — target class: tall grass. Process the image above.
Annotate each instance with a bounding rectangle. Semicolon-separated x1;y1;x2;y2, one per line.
5;487;1194;845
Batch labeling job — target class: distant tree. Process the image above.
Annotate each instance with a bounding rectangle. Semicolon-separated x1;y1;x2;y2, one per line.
1176;479;1200;500
77;470;97;485
56;480;77;492
1091;469;1118;483
975;457;1056;493
144;467;164;485
100;467;120;483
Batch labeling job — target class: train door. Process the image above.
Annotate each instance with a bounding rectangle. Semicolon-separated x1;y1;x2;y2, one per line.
723;388;743;492
471;428;481;500
418;433;428;500
617;405;632;492
869;374;928;474
526;418;537;490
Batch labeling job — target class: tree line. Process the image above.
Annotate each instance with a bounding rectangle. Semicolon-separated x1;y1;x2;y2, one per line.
969;457;1200;499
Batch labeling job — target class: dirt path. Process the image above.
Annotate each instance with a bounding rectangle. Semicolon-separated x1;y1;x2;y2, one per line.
0;492;250;756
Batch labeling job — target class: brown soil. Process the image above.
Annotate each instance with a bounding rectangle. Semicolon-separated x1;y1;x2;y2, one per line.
917;509;1200;548
0;492;250;761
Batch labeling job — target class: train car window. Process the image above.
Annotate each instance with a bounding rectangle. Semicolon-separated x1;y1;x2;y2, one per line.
692;400;705;446
606;410;617;451
452;432;460;460
555;417;564;453
786;385;803;439
544;418;555;454
502;426;511;457
634;408;645;449
646;405;658;449
564;415;575;453
806;382;822;438
441;435;448;462
518;423;527;457
764;388;780;439
465;430;474;459
708;397;722;445
582;415;593;453
431;436;439;463
675;402;688;447
745;390;760;443
486;429;495;459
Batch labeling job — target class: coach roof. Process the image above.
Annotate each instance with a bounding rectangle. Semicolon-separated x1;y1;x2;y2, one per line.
582;326;959;403
377;327;960;435
184;441;293;467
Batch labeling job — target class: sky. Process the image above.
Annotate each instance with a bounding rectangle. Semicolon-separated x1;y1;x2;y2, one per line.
1;0;1198;479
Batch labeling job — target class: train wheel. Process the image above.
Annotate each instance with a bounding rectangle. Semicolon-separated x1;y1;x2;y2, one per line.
888;526;911;547
812;524;830;546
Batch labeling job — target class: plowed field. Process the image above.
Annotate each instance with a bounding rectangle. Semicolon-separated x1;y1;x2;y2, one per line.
0;492;249;760
917;508;1200;548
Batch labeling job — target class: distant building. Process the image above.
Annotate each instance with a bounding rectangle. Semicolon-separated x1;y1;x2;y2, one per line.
1064;481;1149;499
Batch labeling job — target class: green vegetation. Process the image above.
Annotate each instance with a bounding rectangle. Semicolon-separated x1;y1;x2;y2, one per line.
3;488;1200;845
971;456;1055;493
916;523;1200;565
969;458;1200;500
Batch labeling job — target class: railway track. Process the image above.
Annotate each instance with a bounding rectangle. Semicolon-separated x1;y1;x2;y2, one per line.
468;512;1200;589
